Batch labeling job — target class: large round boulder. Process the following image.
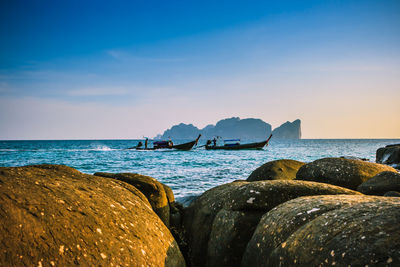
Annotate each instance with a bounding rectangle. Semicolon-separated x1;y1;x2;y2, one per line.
295;157;396;190
376;144;400;166
247;159;305;181
183;179;360;267
0;165;185;267
94;172;172;227
242;195;400;266
357;171;400;195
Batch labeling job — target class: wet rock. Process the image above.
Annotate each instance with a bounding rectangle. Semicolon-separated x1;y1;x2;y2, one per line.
242;195;400;267
183;180;360;267
376;144;400;166
0;165;185;267
94;172;172;227
247;159;305;181
384;191;400;197
295;157;396;190
357;171;400;196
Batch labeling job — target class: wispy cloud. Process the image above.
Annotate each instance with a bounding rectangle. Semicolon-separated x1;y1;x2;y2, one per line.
106;49;187;63
66;86;131;97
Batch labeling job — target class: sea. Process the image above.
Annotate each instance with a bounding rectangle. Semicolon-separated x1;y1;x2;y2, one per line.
1;139;399;203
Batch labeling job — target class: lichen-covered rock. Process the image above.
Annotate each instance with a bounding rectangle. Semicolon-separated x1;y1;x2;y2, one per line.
183;180;360;267
94;172;171;227
242;195;400;267
295;157;396;190
242;195;368;266
357;171;400;195
247;159;305;181
0;165;185;267
376;144;400;166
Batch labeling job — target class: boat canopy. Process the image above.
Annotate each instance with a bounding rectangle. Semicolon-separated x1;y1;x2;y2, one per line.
224;139;240;143
153;141;169;145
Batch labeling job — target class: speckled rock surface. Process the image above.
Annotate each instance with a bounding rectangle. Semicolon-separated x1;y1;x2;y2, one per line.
357;171;400;195
94;172;172;227
247;159;305;181
0;165;185;267
242;195;400;267
183;180;360;267
295;157;396;190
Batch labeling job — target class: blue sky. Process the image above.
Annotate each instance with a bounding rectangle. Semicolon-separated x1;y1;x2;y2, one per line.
1;0;399;139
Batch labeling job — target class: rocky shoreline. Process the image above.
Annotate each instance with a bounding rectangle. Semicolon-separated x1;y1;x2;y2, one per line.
1;145;400;266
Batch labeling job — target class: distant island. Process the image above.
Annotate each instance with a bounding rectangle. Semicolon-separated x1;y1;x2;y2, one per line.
155;117;301;140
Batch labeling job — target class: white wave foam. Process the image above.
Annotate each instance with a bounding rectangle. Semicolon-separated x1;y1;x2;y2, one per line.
91;146;114;151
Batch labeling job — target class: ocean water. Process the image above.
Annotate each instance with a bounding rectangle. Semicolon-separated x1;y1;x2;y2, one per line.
1;139;399;201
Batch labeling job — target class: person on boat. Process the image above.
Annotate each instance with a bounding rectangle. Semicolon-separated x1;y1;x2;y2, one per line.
168;138;174;148
212;138;217;147
145;138;148;149
137;141;143;148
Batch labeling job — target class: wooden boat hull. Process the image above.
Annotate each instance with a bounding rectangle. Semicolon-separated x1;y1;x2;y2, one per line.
205;140;268;150
172;140;197;151
205;134;272;150
130;134;201;151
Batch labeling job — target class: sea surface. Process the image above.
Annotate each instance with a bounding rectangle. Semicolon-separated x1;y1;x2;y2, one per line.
1;139;399;202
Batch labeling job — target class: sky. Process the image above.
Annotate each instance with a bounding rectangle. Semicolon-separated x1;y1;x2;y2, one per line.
0;0;399;139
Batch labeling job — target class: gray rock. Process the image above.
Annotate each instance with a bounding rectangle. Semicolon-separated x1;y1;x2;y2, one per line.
244;195;400;267
357;171;400;195
384;191;400;197
183;180;360;267
296;157;397;190
242;195;370;266
247;159;305;181
376;145;400;166
0;165;185;267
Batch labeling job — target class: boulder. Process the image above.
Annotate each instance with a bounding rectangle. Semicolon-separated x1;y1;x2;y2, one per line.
183;181;247;267
295;157;396;190
247;159;305;181
340;156;369;161
384;191;400;197
242;195;400;267
94;172;172;227
183;180;360;267
357;171;400;195
376;144;400;166
0;165;185;267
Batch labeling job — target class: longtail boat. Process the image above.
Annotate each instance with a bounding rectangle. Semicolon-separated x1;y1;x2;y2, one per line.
129;134;201;151
205;134;272;150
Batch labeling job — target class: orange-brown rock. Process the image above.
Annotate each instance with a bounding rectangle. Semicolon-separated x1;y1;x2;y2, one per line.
0;165;185;266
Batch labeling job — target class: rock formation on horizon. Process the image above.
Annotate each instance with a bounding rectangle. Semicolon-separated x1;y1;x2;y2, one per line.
271;119;301;139
156;117;301;140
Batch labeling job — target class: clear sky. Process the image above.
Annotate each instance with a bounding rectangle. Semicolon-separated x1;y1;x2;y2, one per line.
1;0;399;139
